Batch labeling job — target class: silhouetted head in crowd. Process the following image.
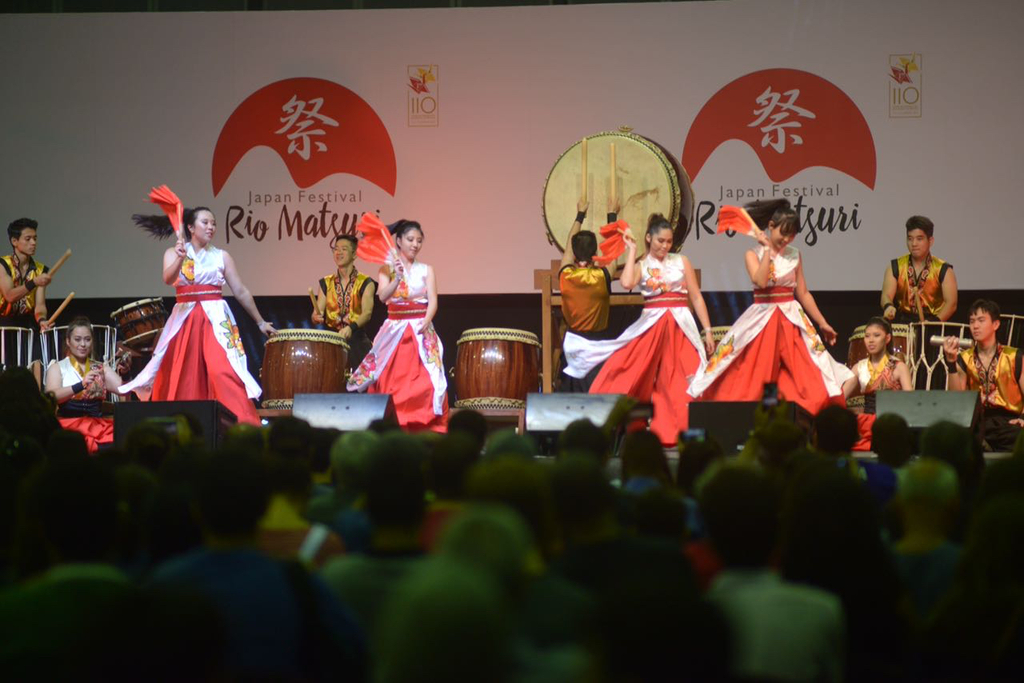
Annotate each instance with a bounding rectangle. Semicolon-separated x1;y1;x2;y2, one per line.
466;456;559;560
309;427;340;477
976;455;1024;511
558;419;609;463
920;420;982;491
550;455;618;543
447;409;488;455
28;458;119;565
368;415;400;433
813;405;859;455
374;559;508;683
366;433;427;529
872;413;913;468
427;432;480;500
676;436;724;495
956;497;1024;595
632;488;689;543
266;416;314;462
222;423;265;454
897;458;959;537
0;367;59;445
438;504;533;601
329;430;378;494
483;428;535;459
701;466;780;568
620;430;671;486
196;451;270;542
755;418;807;470
46;429;89;462
265;454;312;504
125;421;176;473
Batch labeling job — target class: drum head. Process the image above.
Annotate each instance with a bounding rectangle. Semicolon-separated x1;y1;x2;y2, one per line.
543;130;695;260
110;297;165;319
266;328;350;349
457;327;540;346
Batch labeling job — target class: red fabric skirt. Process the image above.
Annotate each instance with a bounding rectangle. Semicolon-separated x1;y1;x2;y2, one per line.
370;326;448;432
853;412;875;451
696;309;844;416
589;313;701;446
149;307;260;425
58;417;113;453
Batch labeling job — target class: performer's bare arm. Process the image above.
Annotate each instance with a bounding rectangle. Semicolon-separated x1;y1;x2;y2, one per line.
377;263;400;302
44;362;107;402
222;251;277;336
842;375;860;400
943;337;966;390
34;282;50;332
745;240;773;288
0;267;51;306
355;283;375;329
937;268;958;322
312;288;326;325
895;360;913;390
794;256;838;345
423;265;438;328
162;238;187;285
618;233;639;290
560;198;588;269
880;266;898;321
683;255;716;356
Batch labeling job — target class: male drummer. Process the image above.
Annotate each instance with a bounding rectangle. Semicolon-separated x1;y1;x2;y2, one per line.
944;299;1024;451
558;196;619;392
312;234;376;369
880;216;958;323
0;218;52;335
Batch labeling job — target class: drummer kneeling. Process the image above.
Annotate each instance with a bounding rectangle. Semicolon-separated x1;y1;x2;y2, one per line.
944;299;1024;452
44;316;125;453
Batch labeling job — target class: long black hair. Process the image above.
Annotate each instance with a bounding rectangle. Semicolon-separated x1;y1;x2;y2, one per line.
387;219;423;240
646;213;673;240
131;207;212;241
745;199;798;236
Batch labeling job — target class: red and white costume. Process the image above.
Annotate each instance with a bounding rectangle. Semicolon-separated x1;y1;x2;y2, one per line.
563;252;707;445
850;356;903;451
55;356;114;453
688;245;853;413
120;243;260;425
347;260;448;432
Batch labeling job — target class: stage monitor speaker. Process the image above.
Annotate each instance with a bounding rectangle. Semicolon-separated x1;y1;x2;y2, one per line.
689;401;811;454
524;393;652;455
876;390;980;430
114;400;237;450
292;393;396;431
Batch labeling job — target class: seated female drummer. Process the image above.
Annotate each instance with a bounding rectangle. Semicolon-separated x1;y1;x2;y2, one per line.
842;316;912;451
44;316;124;452
558;196;621;392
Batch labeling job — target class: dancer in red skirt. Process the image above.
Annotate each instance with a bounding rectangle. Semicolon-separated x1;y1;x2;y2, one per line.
44;316;123;451
688;199;853;414
843;317;913;450
347;219;448;432
563;214;715;445
121;207;276;425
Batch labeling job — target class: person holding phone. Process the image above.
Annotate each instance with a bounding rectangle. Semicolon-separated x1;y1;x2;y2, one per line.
688;199;852;415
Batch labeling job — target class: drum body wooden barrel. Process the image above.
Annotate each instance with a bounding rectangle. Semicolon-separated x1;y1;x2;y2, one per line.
110;298;168;352
847;323;911;367
455;328;540;410
261;329;349;409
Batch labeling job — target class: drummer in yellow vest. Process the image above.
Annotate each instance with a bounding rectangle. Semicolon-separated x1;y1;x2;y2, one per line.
880;215;958;323
558;197;620;392
1;218;53;337
944;299;1024;451
312;234;376;369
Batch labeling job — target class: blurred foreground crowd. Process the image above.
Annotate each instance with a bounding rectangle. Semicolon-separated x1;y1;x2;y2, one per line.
1;365;1023;682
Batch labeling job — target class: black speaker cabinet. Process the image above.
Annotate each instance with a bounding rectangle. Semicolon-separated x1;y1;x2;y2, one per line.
689;401;811;454
114;400;238;449
524;393;652;455
292;393;396;431
876;390;981;430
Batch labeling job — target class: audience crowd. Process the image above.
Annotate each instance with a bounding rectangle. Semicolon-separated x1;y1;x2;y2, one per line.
1;364;1023;681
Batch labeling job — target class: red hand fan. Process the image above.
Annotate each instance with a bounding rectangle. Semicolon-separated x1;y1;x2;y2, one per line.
148;185;184;238
355;212;396;265
716;206;759;236
594;220;630;266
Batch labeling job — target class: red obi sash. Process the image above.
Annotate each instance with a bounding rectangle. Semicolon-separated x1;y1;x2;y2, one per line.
753;286;795;304
176;285;224;303
644;292;689;309
388;302;428;319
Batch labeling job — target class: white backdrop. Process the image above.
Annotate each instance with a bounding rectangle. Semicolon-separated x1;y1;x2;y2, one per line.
1;0;1021;298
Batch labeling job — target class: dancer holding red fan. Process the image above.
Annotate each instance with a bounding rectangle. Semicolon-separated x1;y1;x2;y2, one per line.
347;214;448;432
120;186;276;425
688;199;852;413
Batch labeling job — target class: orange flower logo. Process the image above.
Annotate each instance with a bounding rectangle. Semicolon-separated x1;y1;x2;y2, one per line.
182;257;195;283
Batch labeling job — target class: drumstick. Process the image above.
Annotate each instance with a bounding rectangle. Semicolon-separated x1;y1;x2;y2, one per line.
581;138;588;203
45;291;75;327
308;287;319;312
610;143;617;205
48;249;72;277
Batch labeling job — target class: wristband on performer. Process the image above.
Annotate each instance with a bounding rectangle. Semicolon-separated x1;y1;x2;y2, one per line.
71;381;85;395
944;358;959;374
575;210;587;224
347;322;359;334
883;302;895;314
607;212;617;224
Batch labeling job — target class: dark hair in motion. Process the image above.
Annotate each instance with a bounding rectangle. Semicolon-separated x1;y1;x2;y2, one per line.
330;233;358;251
646;213;673;239
8;217;38;244
388;219;423;240
745;199;798;236
905;215;934;238
968;298;1001;325
131;207;213;241
571;231;598;264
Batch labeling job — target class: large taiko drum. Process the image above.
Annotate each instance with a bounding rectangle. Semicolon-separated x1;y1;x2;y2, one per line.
542;129;696;260
0;327;36;370
999;313;1024;349
847;324;911;367
110;298;168;352
261;329;349;409
454;328;541;410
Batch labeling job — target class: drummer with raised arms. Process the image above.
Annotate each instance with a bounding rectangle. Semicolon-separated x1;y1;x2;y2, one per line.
311;233;376;369
1;218;52;334
880;216;957;323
